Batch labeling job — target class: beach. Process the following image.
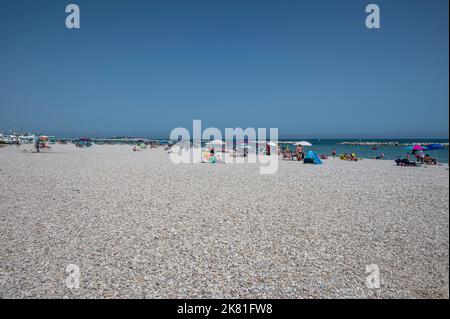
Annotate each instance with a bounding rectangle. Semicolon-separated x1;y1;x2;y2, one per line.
0;144;448;299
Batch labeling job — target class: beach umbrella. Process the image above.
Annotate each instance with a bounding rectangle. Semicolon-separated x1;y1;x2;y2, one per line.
404;145;427;151
294;141;312;147
207;139;224;145
250;140;267;146
254;141;277;147
427;144;444;150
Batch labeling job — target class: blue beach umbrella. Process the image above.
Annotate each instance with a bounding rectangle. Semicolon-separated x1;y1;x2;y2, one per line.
427;144;444;150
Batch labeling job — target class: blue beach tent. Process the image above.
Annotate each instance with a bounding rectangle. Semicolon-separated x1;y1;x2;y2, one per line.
304;151;323;165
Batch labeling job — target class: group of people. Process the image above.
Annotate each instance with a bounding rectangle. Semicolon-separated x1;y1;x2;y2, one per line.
409;150;438;165
340;153;359;161
281;145;304;161
396;150;439;166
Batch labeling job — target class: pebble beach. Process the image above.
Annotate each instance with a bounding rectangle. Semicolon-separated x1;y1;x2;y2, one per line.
0;144;448;299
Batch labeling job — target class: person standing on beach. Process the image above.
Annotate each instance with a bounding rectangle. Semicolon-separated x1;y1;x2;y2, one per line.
34;139;40;153
266;143;271;156
296;145;303;161
332;149;336;157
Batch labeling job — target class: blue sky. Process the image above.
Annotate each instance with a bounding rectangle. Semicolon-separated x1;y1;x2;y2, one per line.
0;0;448;138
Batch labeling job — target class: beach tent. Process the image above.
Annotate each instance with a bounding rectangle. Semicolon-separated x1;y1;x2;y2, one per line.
304;151;323;165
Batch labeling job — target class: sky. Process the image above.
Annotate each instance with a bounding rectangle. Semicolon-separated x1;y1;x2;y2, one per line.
0;0;448;138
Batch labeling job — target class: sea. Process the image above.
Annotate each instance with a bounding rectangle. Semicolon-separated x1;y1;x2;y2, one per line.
278;139;449;163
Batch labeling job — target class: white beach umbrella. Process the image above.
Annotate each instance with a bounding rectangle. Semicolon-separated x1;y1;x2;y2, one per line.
207;139;224;145
254;141;277;146
254;140;268;144
294;141;312;147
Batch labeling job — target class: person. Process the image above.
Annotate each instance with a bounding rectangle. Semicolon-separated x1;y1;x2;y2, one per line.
424;154;437;165
210;147;215;156
285;147;292;160
419;150;425;163
411;150;420;162
266;143;271;156
284;147;287;159
35;139;40;153
296;145;303;161
332;149;336;157
396;157;416;166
